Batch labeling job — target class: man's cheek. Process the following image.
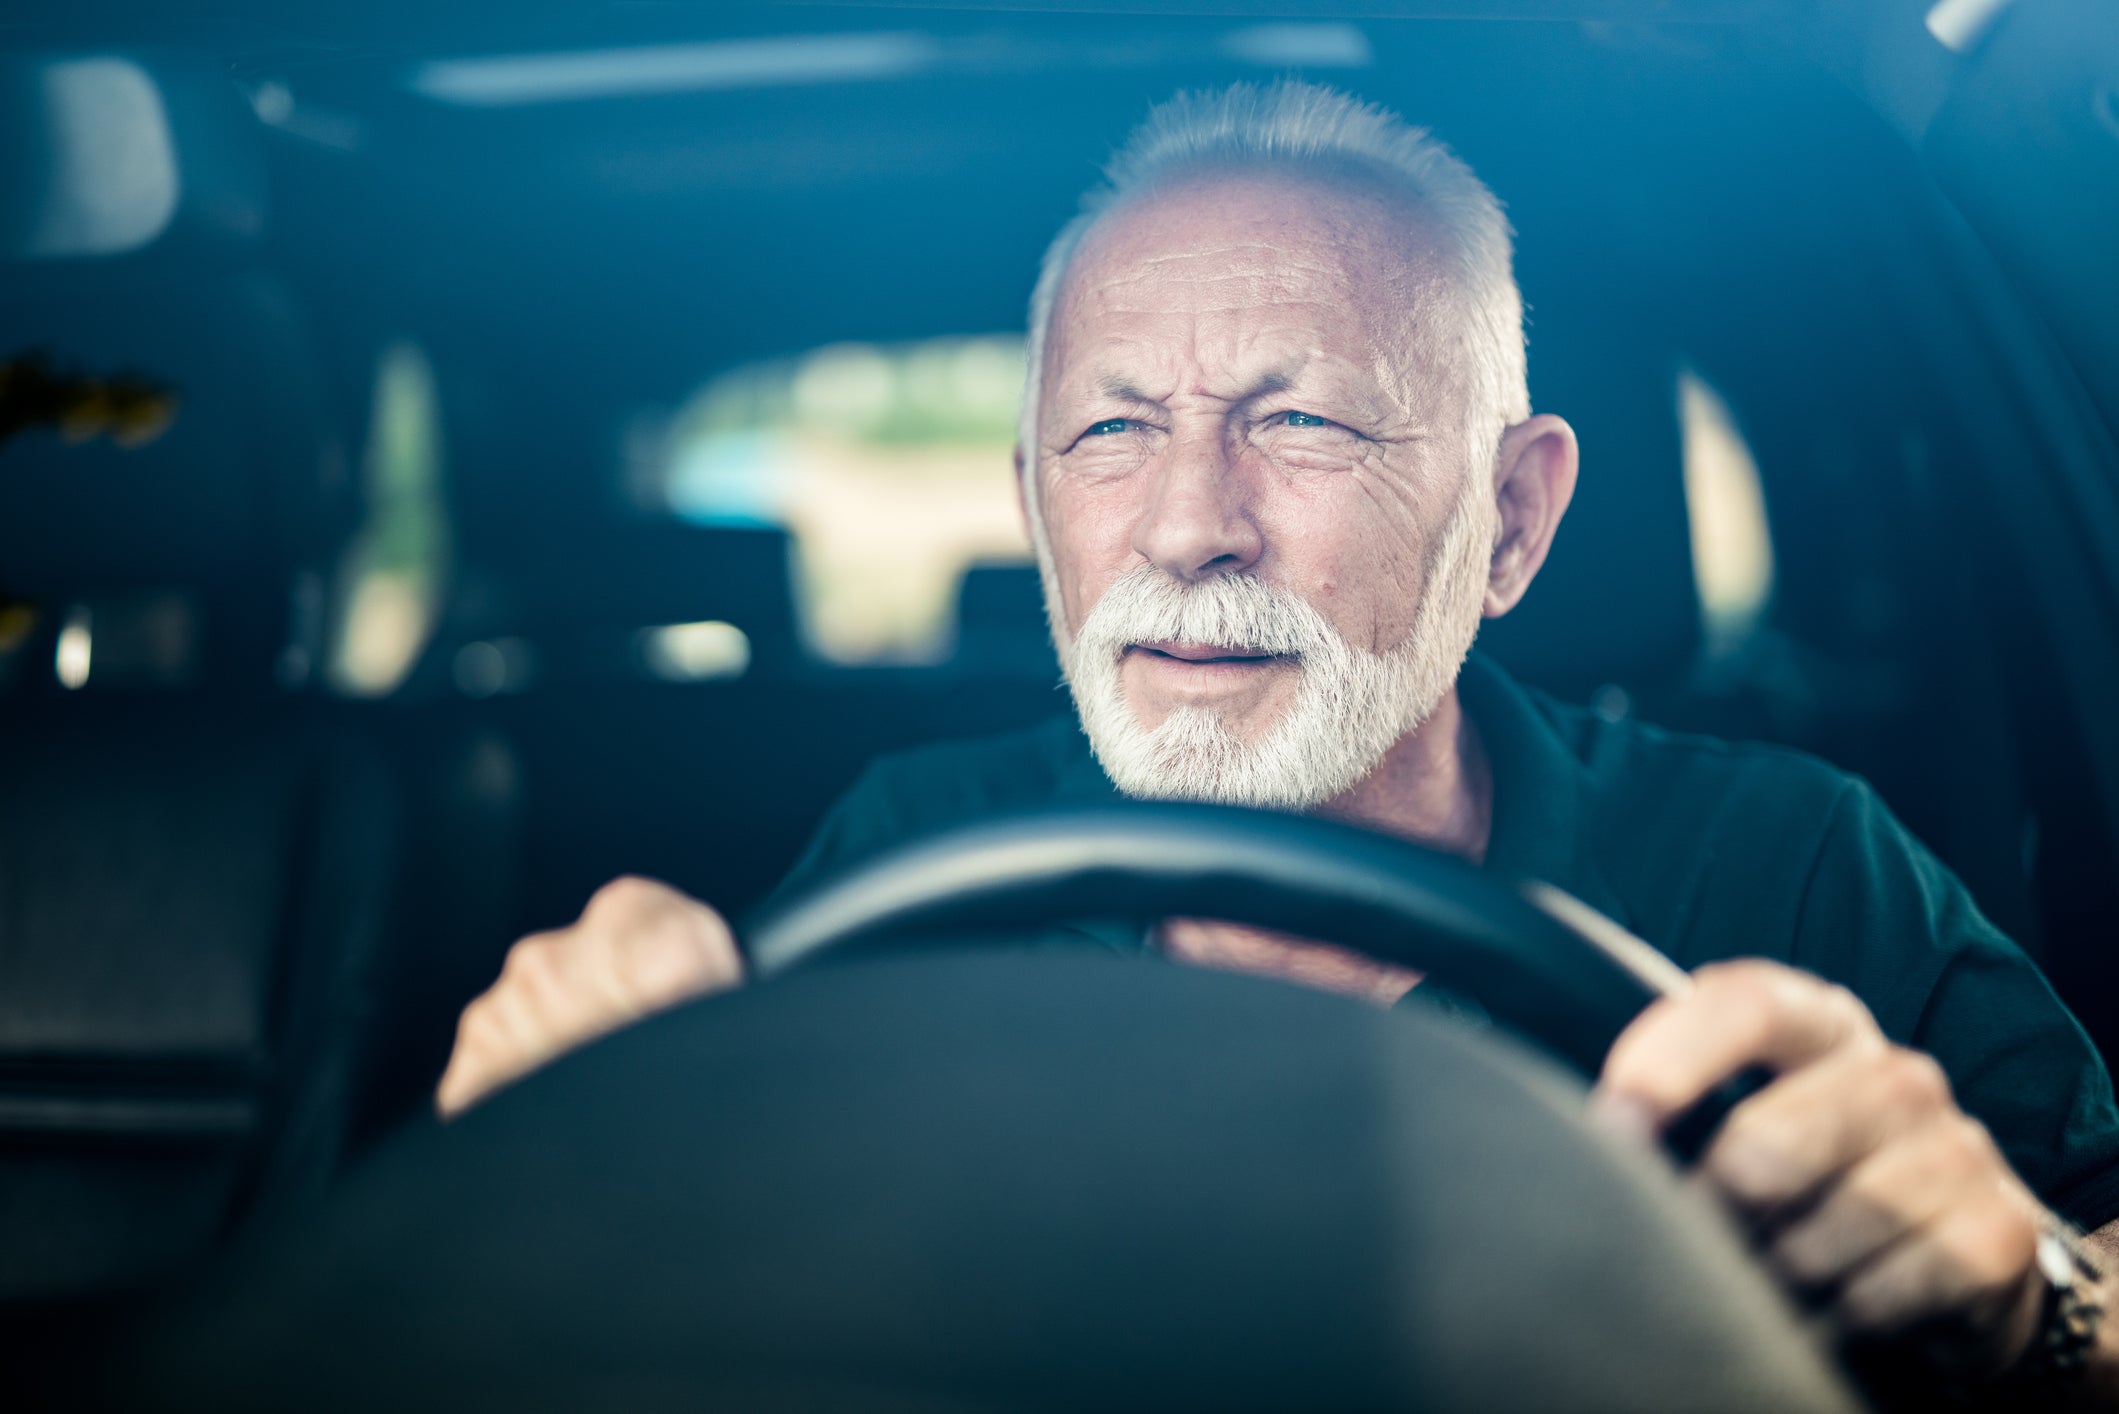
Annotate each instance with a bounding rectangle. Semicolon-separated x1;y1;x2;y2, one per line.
1264;506;1410;649
1044;503;1138;628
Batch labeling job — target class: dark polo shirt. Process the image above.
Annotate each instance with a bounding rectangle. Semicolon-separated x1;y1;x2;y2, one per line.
771;652;2119;1229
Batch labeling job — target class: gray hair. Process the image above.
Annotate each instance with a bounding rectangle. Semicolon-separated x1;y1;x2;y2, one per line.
1019;80;1530;522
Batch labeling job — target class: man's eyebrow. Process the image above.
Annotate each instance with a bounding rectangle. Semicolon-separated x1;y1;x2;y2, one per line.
1239;372;1294;404
1089;371;1298;405
1093;375;1160;405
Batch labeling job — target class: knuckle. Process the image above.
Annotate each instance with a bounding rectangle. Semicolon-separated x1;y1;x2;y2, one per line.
501;935;568;998
1722;988;1784;1058
1879;1049;1952;1111
1698;963;1870;1038
1951;1205;2037;1290
1689;968;1781;1049
1939;1114;1998;1174
496;933;600;1024
1772;1234;1833;1288
1708;1114;1805;1208
499;932;551;978
629;904;738;996
453;998;500;1053
1598;1008;1691;1110
583;874;668;925
1695;958;1778;989
1816;977;1868;1022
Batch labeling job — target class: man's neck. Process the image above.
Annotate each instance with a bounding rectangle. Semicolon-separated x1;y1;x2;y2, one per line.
1316;686;1493;865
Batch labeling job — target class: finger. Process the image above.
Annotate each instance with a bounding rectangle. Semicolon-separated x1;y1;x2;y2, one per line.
1701;1043;1947;1221
1768;1113;1997;1291
445;965;567;1107
579;876;741;1009
436;930;592;1117
436;882;741;1121
505;896;710;1043
1596;960;1875;1134
1833;1192;2041;1370
433;1059;475;1118
436;990;529;1118
439;905;741;1119
610;891;742;1009
433;1015;482;1117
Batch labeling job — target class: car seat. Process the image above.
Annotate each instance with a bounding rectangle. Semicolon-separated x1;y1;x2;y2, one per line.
0;50;520;1299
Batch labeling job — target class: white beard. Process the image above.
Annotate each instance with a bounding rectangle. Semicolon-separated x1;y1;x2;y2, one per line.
1053;485;1494;811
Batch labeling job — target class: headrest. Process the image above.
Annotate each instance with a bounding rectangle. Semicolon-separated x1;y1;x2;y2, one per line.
951;561;1057;676
0;48;264;261
0;45;336;603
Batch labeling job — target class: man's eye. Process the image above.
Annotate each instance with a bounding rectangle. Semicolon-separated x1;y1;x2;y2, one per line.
1279;411;1330;428
1086;419;1133;436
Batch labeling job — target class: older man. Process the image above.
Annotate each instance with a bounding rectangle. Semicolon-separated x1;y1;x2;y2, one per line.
439;82;2119;1399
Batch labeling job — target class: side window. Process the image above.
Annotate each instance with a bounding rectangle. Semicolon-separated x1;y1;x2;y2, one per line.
1677;367;1776;658
648;336;1031;665
326;340;451;697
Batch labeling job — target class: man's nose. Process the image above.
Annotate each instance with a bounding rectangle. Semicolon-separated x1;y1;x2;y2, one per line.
1129;432;1263;583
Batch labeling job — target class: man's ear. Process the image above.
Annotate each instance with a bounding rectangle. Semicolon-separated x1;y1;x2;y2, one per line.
1483;413;1578;619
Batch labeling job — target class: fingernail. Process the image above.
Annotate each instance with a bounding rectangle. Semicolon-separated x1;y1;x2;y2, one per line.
1591;1092;1658;1145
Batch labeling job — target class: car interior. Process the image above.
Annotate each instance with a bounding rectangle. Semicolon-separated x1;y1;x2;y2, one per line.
3;0;2117;1403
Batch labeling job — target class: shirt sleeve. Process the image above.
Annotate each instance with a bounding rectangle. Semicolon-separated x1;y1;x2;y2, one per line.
1793;781;2119;1229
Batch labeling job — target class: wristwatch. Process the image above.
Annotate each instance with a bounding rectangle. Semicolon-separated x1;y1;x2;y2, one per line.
2006;1213;2107;1389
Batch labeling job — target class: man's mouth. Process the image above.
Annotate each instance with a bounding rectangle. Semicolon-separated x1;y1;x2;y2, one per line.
1128;640;1291;666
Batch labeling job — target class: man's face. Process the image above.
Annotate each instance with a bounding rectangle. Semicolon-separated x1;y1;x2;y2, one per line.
1031;170;1497;807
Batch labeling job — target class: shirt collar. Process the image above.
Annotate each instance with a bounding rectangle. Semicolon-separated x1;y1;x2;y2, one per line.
1455;651;1633;932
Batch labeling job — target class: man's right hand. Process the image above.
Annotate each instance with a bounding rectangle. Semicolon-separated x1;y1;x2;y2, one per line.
436;876;744;1118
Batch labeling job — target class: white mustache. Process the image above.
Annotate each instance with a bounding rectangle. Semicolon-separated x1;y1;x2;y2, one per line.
1072;566;1344;663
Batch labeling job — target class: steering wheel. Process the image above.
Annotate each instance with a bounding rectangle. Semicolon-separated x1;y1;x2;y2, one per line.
744;800;1761;1159
88;800;1853;1414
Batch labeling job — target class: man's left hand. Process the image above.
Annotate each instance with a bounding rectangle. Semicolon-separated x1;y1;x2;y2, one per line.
1595;958;2048;1377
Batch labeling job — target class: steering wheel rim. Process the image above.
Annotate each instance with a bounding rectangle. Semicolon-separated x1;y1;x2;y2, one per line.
742;801;1692;1080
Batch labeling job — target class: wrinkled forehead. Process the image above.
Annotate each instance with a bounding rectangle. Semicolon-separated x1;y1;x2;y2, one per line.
1045;168;1458;391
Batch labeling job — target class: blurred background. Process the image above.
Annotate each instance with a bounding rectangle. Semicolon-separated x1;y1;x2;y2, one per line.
2;0;2117;1305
